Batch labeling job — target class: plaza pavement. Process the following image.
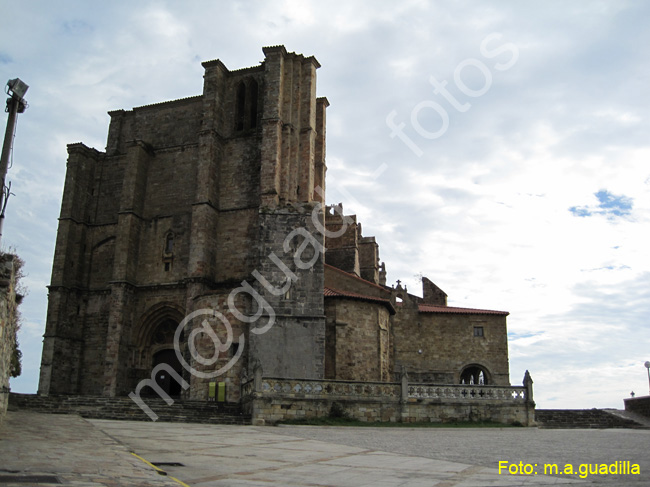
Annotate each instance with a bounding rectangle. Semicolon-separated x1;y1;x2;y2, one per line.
0;410;647;486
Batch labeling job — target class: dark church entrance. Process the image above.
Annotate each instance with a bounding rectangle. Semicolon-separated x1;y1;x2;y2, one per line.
153;349;183;397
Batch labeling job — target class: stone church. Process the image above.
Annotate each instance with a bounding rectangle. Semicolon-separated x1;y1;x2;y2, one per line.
38;46;513;410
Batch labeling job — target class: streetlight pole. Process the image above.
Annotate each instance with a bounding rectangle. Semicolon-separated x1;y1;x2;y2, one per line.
0;78;29;247
645;361;650;396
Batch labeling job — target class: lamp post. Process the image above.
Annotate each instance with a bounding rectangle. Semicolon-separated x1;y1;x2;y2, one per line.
645;361;650;395
0;78;29;247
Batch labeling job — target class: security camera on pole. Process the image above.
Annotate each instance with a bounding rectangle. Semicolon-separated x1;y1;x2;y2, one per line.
0;78;29;247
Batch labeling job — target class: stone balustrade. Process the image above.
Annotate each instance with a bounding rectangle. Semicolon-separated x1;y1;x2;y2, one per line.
241;377;401;400
242;376;528;404
407;384;527;401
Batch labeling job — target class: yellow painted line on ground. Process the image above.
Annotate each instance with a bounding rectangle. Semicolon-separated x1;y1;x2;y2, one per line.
130;452;191;487
168;476;191;487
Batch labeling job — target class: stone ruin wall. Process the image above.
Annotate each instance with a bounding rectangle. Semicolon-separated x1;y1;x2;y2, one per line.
0;254;20;424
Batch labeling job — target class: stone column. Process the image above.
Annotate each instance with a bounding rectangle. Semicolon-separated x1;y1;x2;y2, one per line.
314;97;329;204
400;366;409;422
298;56;319;203
523;370;536;426
103;140;151;396
260;46;286;208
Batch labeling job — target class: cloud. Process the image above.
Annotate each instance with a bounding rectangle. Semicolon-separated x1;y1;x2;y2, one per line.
569;190;634;219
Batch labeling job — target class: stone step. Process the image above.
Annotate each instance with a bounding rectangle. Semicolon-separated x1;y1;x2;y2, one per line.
535;409;647;429
9;393;251;425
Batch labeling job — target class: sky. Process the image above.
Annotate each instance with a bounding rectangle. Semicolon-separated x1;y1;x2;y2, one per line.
1;0;649;409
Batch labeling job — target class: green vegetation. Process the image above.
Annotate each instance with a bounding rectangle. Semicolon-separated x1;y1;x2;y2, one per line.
3;252;26;378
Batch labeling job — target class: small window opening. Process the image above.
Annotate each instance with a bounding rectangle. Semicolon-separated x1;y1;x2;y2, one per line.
164;262;170;272
235;82;246;131
165;233;174;254
473;326;484;337
249;79;259;129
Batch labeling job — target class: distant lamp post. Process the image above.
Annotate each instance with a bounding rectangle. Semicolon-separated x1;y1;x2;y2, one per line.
645;361;650;395
0;77;29;246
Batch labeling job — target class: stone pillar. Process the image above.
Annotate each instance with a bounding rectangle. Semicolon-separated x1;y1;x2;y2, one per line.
523;370;536;426
189;83;221;279
314;97;329;204
253;362;263;393
400;366;409;422
298;57;319;203
39;143;99;395
103;140;151;396
103;283;134;396
260;46;285;207
524;370;534;404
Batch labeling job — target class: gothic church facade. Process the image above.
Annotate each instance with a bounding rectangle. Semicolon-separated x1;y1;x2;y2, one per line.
38;47;511;404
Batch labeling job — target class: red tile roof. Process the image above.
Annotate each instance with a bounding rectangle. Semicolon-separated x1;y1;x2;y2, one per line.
418;304;509;316
324;264;391;294
324;287;396;315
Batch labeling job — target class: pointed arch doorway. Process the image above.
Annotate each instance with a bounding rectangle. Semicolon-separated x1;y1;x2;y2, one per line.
150;318;184;397
134;304;186;398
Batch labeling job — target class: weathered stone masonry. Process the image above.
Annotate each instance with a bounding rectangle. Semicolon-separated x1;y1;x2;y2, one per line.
38;46;533;425
39;46;328;401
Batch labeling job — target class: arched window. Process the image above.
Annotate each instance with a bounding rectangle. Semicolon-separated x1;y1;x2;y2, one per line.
249;79;259;129
460;365;489;385
163;232;174;272
235;81;246;131
152;319;178;345
164;233;174;254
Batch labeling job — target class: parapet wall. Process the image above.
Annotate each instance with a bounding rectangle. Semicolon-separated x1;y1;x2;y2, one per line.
624;395;650;418
241;375;535;426
0;254;20;425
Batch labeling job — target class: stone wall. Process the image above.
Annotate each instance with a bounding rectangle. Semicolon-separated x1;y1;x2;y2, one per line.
392;290;510;385
0;254;20;424
624;395;650;418
250;206;326;380
324;298;391;381
185;290;249;403
324;211;359;275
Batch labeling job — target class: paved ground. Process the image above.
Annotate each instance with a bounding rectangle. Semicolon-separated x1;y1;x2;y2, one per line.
1;411;648;486
0;411;179;487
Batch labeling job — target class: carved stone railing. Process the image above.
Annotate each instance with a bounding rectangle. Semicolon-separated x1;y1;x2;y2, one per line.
242;377;527;403
408;384;527;402
245;377;401;399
